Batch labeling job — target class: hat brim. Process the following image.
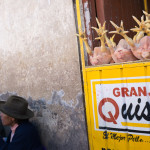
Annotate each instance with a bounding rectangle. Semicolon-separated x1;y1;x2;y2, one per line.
0;103;34;119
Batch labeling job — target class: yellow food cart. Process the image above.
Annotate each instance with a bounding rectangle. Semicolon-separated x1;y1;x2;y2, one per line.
76;0;150;150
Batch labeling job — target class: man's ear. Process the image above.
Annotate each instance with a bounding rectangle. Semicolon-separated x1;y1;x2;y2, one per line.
11;117;15;123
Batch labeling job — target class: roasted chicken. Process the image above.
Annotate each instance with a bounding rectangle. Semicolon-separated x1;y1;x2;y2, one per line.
105;21;138;63
110;19;150;60
90;19;112;65
76;19;112;66
76;10;150;66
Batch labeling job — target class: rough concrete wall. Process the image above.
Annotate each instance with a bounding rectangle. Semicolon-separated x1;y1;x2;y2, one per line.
0;0;89;149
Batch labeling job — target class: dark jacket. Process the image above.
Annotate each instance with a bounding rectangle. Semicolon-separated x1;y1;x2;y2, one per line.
0;121;45;150
0;119;5;138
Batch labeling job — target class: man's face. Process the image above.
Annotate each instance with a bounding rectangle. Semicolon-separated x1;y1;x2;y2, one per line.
0;113;15;126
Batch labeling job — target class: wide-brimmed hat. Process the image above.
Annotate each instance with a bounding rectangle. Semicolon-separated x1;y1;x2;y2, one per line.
0;95;34;119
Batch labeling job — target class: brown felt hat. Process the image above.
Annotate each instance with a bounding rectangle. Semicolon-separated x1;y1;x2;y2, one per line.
0;95;34;119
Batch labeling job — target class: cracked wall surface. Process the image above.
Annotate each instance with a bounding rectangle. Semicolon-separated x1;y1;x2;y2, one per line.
0;0;88;150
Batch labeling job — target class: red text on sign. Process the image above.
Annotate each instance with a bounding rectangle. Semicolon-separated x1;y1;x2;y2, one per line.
113;86;147;97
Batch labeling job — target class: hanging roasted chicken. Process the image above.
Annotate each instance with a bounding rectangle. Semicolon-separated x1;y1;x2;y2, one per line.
110;11;150;60
76;10;150;66
77;19;112;66
105;21;138;63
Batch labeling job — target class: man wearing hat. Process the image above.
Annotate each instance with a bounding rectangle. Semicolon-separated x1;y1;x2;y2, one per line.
0;95;45;150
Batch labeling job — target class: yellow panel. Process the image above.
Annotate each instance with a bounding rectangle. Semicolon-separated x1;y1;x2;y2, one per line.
123;67;146;78
86;71;101;142
85;61;150;72
101;68;122;79
85;65;150;150
145;66;150;76
76;1;150;150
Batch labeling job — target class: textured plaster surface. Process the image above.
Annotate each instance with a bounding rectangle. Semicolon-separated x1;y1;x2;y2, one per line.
0;0;88;150
0;0;81;100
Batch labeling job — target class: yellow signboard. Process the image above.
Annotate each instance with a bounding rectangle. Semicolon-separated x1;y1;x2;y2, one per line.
75;0;150;150
84;64;150;150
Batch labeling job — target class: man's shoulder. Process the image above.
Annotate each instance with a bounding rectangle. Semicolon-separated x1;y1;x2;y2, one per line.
17;122;37;134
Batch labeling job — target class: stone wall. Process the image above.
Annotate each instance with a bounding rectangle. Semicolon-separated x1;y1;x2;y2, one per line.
0;0;88;149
